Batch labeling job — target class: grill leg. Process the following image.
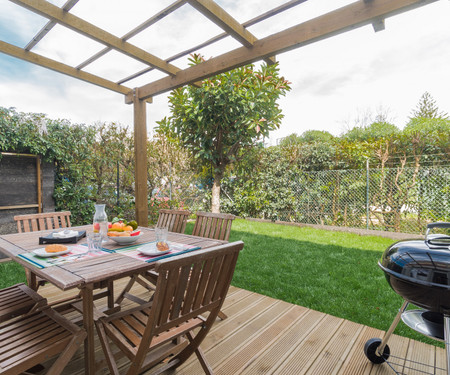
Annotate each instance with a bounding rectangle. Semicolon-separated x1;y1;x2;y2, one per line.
377;300;409;357
444;315;450;375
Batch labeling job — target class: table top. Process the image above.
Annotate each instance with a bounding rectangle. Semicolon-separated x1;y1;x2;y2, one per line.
0;225;226;291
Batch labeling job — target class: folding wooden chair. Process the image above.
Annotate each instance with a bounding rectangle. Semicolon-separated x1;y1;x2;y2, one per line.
96;241;244;375
192;212;235;241
0;305;86;375
0;283;46;323
14;211;72;233
115;209;190;306
13;211;72;290
156;209;190;233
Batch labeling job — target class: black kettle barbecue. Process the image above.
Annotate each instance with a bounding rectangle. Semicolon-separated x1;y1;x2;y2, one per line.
365;222;450;374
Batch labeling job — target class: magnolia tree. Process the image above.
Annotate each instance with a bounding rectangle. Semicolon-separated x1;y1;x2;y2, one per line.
158;54;291;212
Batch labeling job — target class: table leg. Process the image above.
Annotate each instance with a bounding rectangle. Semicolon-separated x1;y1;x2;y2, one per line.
81;284;95;375
25;269;38;291
107;279;114;309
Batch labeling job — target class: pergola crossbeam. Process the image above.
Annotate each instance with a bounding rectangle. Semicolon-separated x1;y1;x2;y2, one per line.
9;0;181;76
0;40;131;96
136;0;439;100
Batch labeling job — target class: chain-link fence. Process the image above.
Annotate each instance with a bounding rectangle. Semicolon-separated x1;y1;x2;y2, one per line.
278;166;450;234
146;173;210;224
146;165;449;235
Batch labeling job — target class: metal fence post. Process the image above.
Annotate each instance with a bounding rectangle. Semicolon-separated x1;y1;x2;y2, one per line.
366;159;370;230
169;161;172;201
116;160;120;208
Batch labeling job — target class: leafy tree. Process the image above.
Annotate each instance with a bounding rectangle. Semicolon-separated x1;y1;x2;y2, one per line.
278;133;301;147
276;130;335;148
410;91;448;119
343;121;399;141
157;54;291;212
299;130;334;143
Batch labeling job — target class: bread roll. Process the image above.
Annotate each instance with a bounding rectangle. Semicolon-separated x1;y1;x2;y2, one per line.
45;244;68;253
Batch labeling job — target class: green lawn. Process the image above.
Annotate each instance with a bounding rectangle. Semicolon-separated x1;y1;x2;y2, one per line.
0;261;26;289
2;219;436;345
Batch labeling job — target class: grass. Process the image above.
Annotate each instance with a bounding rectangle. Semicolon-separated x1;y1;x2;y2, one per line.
188;219;438;346
0;261;27;289
2;219;437;346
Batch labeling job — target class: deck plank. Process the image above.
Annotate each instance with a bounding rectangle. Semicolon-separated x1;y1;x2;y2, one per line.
29;280;446;375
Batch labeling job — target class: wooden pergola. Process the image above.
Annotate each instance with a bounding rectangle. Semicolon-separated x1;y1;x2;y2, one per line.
0;0;439;226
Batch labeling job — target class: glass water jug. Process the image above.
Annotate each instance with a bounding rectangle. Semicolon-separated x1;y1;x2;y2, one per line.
93;204;108;240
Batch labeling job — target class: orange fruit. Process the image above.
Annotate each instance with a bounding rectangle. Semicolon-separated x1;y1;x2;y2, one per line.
123;225;133;232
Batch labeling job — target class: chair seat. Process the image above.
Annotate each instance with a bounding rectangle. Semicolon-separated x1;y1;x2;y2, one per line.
0;283;46;323
103;306;204;359
0;307;85;375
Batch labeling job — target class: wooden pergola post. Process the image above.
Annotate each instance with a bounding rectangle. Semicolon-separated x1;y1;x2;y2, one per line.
133;88;148;227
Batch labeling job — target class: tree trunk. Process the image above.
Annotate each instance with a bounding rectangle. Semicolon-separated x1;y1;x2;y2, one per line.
211;169;224;213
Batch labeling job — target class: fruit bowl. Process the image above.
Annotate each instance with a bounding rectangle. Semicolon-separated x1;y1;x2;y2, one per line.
108;233;141;245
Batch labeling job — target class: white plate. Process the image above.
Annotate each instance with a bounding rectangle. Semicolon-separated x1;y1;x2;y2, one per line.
108;233;142;245
137;243;170;256
33;247;71;257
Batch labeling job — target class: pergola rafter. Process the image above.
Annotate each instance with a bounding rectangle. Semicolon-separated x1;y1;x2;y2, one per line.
1;0;440;226
24;0;80;51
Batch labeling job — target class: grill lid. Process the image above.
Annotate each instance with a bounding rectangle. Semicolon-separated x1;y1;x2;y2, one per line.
379;222;450;313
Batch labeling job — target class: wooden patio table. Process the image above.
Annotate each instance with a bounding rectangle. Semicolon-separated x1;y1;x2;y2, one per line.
0;225;226;375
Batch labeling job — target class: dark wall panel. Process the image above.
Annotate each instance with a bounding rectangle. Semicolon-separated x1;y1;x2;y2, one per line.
0;155;55;236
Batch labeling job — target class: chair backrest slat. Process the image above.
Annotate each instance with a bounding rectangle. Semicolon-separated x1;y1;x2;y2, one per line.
170;265;191;320
203;255;224;303
45;217;53;229
192;258;214;310
192;212;235;241
181;263;202;315
157;268;179;327
14;212;72;233
156;209;190;233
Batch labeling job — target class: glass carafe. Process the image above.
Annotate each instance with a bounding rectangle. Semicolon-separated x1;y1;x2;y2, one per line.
93;204;108;240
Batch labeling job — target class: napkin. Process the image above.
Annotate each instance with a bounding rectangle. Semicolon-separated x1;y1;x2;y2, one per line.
52;230;79;238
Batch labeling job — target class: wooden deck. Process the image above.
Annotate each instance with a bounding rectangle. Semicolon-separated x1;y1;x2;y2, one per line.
37;280;447;375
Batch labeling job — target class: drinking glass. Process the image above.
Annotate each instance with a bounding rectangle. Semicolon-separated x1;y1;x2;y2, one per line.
87;232;103;254
155;226;169;251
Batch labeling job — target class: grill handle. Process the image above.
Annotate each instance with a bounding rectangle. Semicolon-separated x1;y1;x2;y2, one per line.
427;222;450;230
425;222;450;248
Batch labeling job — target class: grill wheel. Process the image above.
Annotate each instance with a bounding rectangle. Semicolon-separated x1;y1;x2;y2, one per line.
364;338;390;364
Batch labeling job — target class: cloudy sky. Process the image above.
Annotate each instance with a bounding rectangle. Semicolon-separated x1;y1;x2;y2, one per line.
0;0;449;144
